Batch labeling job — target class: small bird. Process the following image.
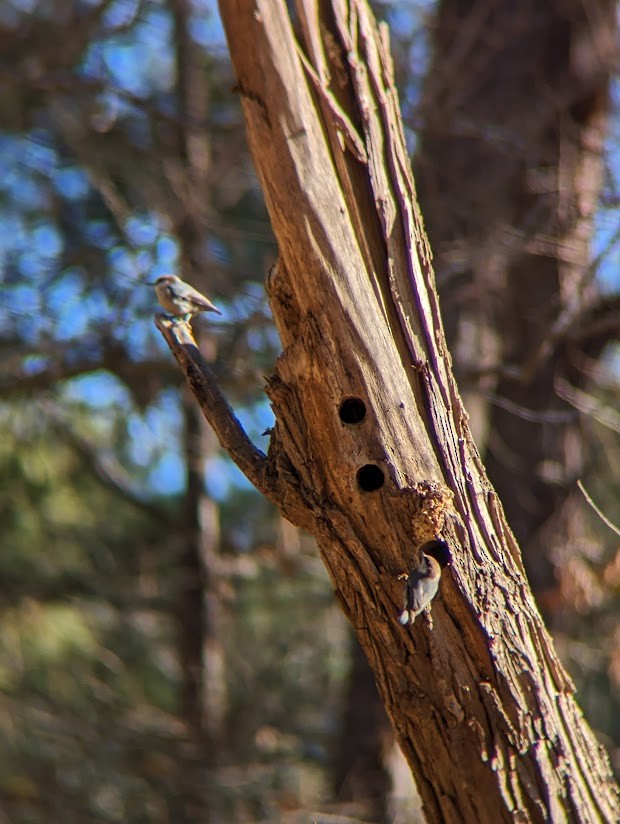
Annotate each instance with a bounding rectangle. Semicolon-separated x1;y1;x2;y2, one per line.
152;274;222;321
398;539;451;626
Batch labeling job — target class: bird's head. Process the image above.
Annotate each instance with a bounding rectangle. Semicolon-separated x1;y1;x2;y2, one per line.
145;274;180;287
153;274;179;286
419;539;452;570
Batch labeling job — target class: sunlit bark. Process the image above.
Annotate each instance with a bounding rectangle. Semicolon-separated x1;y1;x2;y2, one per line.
158;2;619;820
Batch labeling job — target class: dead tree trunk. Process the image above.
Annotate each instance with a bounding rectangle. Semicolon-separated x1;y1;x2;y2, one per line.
156;2;619;821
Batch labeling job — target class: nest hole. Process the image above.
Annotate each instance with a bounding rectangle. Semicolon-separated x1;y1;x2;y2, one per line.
339;397;367;424
356;464;385;492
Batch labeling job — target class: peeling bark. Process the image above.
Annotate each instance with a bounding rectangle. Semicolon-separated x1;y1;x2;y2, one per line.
156;2;619;821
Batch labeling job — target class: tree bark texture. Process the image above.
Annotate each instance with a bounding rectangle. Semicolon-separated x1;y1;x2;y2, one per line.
158;2;619;821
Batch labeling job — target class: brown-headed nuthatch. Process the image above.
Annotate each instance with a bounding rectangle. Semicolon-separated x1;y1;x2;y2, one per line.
152;274;222;321
398;539;452;625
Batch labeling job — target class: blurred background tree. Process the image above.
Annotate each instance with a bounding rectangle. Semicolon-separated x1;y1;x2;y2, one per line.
0;1;617;823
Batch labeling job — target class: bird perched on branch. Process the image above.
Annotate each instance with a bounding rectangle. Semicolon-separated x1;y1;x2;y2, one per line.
152;274;222;322
398;539;452;626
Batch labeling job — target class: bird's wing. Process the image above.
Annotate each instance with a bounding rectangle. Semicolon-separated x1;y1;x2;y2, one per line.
404;571;428;614
185;284;222;314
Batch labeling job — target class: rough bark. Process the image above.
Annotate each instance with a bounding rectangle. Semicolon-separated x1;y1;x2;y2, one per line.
157;2;619;821
334;0;620;807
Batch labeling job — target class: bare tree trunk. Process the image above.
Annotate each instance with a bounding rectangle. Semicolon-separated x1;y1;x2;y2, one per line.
179;399;225;749
177;398;217;820
331;635;391;822
172;1;226;818
413;0;617;612
157;2;619;821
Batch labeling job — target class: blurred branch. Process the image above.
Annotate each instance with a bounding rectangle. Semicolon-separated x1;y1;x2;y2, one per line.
0;339;179;403
555;378;620;434
462;294;620;386
0;68;189;128
0;569;169;611
502;292;620;385
577;480;620;538
41;399;174;527
569;294;620;354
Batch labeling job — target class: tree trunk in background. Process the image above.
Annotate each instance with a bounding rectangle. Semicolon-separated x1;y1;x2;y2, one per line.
181;398;227;757
178;395;225;817
413;0;616;617
331;635;391;822
177;398;217;820
173;1;226;819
